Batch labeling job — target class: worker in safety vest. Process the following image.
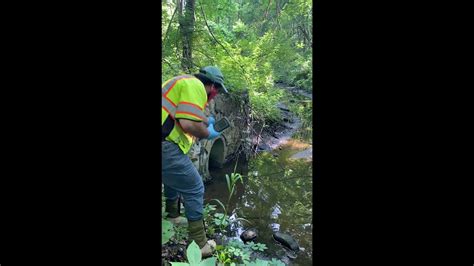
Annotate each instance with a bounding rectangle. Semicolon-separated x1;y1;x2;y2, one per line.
162;66;228;257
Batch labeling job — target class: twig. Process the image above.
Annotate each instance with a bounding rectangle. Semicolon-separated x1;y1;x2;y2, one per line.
264;0;272;20
163;5;179;46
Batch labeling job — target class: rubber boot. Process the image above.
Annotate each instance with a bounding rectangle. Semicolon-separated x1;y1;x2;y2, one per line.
188;219;216;258
165;199;188;226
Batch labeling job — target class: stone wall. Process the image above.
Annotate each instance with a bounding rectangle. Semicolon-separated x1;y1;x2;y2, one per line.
188;92;251;182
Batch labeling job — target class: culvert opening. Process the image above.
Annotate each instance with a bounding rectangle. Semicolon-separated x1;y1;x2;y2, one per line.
208;138;225;170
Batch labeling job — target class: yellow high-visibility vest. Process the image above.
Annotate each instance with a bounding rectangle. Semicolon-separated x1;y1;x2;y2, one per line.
162;75;208;154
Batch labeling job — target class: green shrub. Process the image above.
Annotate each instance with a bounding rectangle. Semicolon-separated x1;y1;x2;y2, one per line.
170;241;217;266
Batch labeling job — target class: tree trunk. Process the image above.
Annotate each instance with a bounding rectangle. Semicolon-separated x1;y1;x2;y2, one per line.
179;0;195;72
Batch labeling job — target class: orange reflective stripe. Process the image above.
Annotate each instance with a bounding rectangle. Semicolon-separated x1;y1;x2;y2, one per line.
175;111;203;120
176;103;205;119
162;97;177;118
164;94;177;107
162;75;194;97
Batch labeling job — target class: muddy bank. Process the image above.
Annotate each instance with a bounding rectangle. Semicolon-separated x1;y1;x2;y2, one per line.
253;84;311;153
253;107;302;152
290;146;312;160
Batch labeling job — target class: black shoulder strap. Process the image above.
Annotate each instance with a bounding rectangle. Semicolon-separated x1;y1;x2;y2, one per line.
162;116;175;141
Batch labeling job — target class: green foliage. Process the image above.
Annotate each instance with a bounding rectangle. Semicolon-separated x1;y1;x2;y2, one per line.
215;243;251;265
172;224;189;243
209;199;230;233
225;172;243;207
285;92;313;143
246;258;285;266
170;241;217;266
162;0;312;124
213;213;230;228
162;186;176;245
214;240;283;266
203;203;217;235
162;219;175;245
249;89;282;123
246;241;268;252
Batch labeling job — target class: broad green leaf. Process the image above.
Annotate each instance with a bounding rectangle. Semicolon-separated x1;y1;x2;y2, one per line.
170;263;190;266
186;241;202;265
162;220;175;244
199;257;217;266
255;259;269;266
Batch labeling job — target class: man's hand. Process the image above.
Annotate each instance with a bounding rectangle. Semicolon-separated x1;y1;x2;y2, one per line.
207;116;215;126
206;123;220;140
179;118;220;140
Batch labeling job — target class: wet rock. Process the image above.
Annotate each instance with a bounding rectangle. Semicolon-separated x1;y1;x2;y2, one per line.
276;103;290;112
286;250;297;259
257;143;271;151
273;232;299;251
270;223;280;232
240;228;258;242
290;147;312;160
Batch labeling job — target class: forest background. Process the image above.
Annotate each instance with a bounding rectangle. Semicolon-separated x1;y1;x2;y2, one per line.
162;0;313;126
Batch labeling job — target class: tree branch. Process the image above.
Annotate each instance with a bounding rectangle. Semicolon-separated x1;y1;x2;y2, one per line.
264;0;272;20
198;2;248;76
163;5;179;46
298;25;311;46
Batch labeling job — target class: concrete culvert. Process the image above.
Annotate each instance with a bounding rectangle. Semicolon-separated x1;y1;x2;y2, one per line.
208;137;225;170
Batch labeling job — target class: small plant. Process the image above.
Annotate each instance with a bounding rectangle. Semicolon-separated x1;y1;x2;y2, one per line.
172;224;188;243
162;219;175;245
222;240;270;265
213;213;230;230
225;172;243;209
215;244;251;265
245;241;268;252
207;172;251;234
170;241;216;266
203;203;217;219
210;199;231;233
203;203;218;235
215;245;234;265
269;258;286;266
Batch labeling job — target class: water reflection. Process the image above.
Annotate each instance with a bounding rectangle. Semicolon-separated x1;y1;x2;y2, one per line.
204;140;313;265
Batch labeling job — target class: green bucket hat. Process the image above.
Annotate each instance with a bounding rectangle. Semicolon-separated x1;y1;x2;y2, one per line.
199;66;228;93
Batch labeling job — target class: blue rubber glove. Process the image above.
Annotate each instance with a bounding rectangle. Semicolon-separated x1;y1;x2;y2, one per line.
207;116;215;126
206;123;220;140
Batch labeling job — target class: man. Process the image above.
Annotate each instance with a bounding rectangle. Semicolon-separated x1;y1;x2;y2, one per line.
161;66;228;257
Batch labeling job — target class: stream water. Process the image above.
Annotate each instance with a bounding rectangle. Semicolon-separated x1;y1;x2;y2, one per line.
204;133;313;265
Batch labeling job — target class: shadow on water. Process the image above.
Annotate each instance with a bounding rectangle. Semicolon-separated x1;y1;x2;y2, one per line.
204;138;313;265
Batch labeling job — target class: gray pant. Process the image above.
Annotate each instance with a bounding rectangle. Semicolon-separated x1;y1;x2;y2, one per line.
162;141;204;221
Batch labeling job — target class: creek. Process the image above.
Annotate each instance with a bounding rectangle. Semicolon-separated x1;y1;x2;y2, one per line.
204;88;313;265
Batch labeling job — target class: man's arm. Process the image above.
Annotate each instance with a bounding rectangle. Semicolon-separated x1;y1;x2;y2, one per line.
178;119;209;139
